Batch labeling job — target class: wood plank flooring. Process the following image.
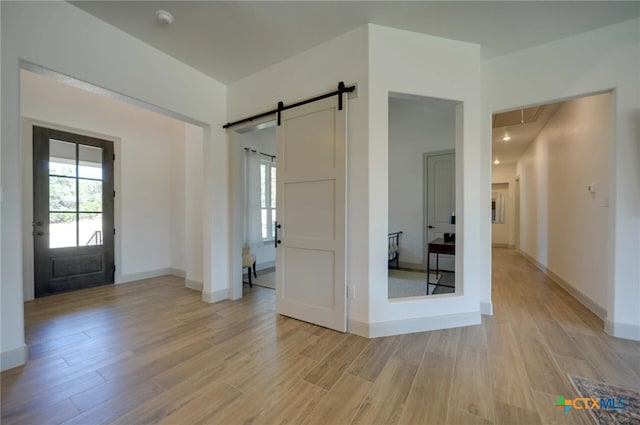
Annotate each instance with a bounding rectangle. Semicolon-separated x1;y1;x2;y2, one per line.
2;249;639;424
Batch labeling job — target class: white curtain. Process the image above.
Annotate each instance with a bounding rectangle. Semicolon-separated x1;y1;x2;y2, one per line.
244;149;262;250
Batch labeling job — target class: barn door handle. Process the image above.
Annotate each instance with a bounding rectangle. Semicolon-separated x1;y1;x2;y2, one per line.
274;222;282;247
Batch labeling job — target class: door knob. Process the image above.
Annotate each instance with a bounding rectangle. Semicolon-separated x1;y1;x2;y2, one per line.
428;225;435;229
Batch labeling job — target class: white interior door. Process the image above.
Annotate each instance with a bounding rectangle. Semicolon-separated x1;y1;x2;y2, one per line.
491;183;509;246
425;152;455;270
275;96;347;332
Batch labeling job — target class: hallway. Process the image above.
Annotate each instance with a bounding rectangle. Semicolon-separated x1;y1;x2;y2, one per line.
489;248;640;424
1;249;639;424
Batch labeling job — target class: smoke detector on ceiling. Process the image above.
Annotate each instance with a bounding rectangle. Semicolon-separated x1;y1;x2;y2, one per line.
156;10;174;25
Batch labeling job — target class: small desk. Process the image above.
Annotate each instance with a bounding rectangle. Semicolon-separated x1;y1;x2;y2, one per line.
427;238;455;293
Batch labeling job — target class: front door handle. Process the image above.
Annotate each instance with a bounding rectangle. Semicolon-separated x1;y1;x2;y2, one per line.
428;225;435;229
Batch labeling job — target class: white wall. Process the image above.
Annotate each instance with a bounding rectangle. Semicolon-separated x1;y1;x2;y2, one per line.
1;1;227;370
241;126;276;156
517;93;612;313
492;163;517;247
227;26;370;324
369;25;485;333
482;18;640;340
388;96;456;268
20;70;194;300
170;122;186;275
185;125;204;288
240;126;276;270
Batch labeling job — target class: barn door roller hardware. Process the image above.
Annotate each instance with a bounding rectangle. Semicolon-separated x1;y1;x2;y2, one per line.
223;81;355;129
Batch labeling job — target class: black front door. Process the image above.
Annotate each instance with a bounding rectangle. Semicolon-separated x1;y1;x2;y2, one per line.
33;126;115;297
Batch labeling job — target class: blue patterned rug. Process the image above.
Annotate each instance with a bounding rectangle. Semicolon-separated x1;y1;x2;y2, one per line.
568;375;640;425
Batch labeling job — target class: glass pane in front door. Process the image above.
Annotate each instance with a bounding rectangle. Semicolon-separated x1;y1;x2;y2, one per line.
49;212;77;249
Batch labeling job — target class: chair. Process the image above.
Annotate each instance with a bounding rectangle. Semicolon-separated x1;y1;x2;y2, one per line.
242;246;257;287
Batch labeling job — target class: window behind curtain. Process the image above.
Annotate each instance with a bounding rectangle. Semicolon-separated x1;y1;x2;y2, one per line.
260;159;276;240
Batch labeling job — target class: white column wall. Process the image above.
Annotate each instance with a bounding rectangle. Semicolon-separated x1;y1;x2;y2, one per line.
185;125;204;289
482;18;640;340
1;1;227;370
369;25;486;332
169;121;186;276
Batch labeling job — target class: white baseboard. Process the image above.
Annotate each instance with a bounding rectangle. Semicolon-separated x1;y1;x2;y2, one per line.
118;268;173;284
605;319;640;342
202;289;228;303
347;319;370;337
348;311;480;338
1;344;27;372
185;279;203;291
170;268;186;278
519;251;607;319
480;302;493;315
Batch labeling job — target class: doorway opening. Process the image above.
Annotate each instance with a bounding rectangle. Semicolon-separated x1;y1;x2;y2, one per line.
230;92;349;332
236;122;278;293
490;91;613;320
387;93;460;299
21;67;208;302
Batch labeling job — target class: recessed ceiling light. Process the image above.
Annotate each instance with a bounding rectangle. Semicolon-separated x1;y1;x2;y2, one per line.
156;10;174;25
502;135;511;141
494;159;500;165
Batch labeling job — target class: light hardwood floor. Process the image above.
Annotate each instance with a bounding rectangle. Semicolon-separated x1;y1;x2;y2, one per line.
2;249;639;424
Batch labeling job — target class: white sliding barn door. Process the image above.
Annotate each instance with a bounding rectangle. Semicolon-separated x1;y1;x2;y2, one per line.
275;96;347;332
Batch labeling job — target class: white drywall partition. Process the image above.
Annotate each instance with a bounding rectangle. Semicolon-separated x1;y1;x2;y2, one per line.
369;25;485;335
170;121;187;276
185;124;205;290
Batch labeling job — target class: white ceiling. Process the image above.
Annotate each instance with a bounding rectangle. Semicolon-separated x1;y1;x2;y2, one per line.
69;1;640;84
492;102;563;165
